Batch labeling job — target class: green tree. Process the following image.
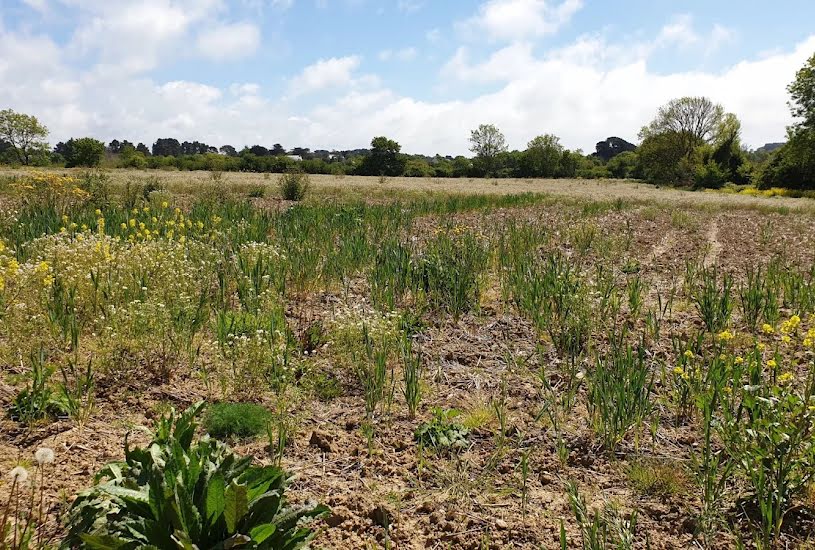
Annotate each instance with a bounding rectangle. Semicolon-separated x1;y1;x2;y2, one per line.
758;51;815;190
469;123;507;176
64;137;106;167
522;134;563;177
0;109;49;165
606;150;639;179
639;97;725;159
358;136;405;176
637;131;692;185
788;52;815;130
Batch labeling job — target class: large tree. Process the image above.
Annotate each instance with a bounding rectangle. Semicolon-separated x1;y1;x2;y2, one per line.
358;136;404;176
759;52;815;190
788;51;815;130
639;97;725;159
63;137;106;167
0;109;49;165
469;124;507;176
522;134;563;177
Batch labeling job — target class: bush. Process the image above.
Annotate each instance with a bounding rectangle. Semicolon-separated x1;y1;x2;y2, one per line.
205;401;272;439
64;402;327;548
278;170;310;201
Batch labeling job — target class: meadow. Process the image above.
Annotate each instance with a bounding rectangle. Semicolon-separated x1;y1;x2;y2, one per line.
1;168;815;549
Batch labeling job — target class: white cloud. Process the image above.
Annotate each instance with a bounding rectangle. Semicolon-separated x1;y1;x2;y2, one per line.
22;0;49;12
196;22;261;61
379;47;418;62
287;55;363;96
0;7;811;156
457;0;583;42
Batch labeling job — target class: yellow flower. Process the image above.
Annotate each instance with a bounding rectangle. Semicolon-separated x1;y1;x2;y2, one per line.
161;201;169;209
129;219;136;228
179;235;186;244
143;206;150;213
757;342;766;351
762;323;774;334
120;223;127;230
59;226;67;233
782;335;791;344
35;261;49;274
0;276;4;291
778;372;794;385
767;359;777;368
683;350;693;359
7;259;19;274
673;366;685;376
0;240;5;253
95;209;102;216
734;356;744;364
804;338;813;348
717;330;734;342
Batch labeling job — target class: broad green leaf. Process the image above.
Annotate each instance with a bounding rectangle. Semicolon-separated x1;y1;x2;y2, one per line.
249;523;276;544
205;471;226;523
224;481;248;533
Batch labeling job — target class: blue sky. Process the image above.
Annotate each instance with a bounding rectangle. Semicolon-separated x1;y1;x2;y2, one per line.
2;0;814;154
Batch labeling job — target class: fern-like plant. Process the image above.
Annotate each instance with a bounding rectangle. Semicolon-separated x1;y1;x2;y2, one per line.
62;402;327;549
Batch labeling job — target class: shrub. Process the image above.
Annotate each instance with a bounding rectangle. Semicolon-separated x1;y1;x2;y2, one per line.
63;402;327;548
205;402;272;439
278;170;310;201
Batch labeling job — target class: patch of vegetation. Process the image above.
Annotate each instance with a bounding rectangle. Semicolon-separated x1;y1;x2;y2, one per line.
627;459;688;497
205;402;272;439
64;402;328;548
415;408;470;452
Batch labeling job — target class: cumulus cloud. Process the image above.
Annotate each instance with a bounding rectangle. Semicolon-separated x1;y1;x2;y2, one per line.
0;3;811;156
287;55;363;96
457;0;583;42
196;22;261;61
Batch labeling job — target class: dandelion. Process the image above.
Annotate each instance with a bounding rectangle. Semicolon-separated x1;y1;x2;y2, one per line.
35;447;54;465
9;466;29;484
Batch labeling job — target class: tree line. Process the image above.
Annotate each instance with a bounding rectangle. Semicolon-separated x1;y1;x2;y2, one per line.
1;51;813;189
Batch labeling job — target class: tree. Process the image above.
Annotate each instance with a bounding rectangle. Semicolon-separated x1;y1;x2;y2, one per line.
152;138;182;157
606;151;639;179
639;97;725;159
523;134;563;177
0;109;49;165
219;145;237;157
637;131;692;185
357;136;405;176
248;145;270;156
469;124;507;176
108;139;122;154
271;144;286;156
136;143;151;156
63;137;106;167
758;53;815;190
788;52;815;130
595;137;637;161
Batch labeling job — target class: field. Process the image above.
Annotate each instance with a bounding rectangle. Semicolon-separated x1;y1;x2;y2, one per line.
1;169;815;549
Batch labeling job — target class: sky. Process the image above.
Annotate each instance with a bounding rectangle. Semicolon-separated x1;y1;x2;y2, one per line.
2;0;814;155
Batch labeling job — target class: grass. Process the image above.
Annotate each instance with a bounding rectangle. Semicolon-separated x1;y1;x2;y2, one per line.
204;402;272;439
3;168;815;548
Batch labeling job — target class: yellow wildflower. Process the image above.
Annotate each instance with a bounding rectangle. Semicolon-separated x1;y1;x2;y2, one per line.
717;330;734;342
683;350;693;359
129;219;136;228
734;356;744;364
673;366;684;376
161;201;169;209
767;359;777;368
804;338;813;348
757;342;766;351
778;372;794;385
762;323;774;334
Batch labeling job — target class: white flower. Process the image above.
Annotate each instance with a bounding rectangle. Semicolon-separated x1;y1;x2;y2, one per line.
35;447;55;465
9;466;29;484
